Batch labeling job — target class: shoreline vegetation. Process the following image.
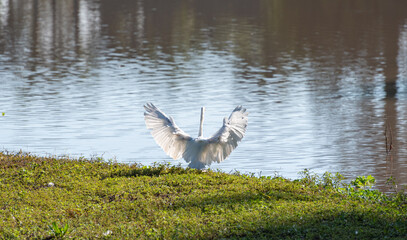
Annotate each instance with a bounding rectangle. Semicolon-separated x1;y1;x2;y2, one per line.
1;152;406;239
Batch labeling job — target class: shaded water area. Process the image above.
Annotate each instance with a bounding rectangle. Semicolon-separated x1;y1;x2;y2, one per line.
1;0;407;190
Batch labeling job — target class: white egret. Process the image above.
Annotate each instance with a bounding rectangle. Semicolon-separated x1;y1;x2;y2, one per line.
144;103;248;169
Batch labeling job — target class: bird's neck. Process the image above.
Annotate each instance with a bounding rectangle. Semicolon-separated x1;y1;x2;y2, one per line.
198;107;205;138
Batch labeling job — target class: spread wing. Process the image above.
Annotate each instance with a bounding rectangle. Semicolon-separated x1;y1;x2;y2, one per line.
185;106;248;166
144;103;192;160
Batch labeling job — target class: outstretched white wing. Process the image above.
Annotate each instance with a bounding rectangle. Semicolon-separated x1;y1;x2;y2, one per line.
144;103;192;160
183;106;248;166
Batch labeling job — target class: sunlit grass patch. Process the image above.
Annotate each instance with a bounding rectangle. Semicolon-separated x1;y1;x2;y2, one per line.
0;151;406;239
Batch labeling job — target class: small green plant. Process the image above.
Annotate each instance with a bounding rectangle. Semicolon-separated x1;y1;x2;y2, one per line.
297;169;345;189
1;112;4;116
297;169;319;186
338;175;388;202
321;172;345;189
351;175;375;189
48;222;69;239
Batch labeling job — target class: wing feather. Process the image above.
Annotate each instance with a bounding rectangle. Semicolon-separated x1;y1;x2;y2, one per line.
202;105;248;164
144;103;192;160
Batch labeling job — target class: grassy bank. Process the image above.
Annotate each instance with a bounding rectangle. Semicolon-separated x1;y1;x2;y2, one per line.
0;152;406;239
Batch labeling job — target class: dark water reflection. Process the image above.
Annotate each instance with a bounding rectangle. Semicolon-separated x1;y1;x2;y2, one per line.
1;0;407;190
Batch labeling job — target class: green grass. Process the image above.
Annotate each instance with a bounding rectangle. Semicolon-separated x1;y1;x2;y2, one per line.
0;152;406;239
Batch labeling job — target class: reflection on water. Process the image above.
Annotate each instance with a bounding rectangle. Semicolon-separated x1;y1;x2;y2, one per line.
1;0;407;190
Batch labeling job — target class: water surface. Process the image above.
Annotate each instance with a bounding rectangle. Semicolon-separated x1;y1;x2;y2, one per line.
1;0;407;190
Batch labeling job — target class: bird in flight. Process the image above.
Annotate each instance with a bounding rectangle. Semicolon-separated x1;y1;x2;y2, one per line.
144;103;248;169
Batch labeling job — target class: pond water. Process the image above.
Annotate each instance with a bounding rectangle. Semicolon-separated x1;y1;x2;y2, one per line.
1;0;407;190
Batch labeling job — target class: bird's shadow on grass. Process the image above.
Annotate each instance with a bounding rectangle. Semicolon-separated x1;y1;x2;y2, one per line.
100;162;207;180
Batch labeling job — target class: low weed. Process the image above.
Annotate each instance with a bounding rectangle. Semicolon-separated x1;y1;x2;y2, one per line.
48;222;69;239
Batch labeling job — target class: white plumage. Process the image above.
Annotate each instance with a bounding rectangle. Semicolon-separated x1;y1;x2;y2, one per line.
144;103;248;169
